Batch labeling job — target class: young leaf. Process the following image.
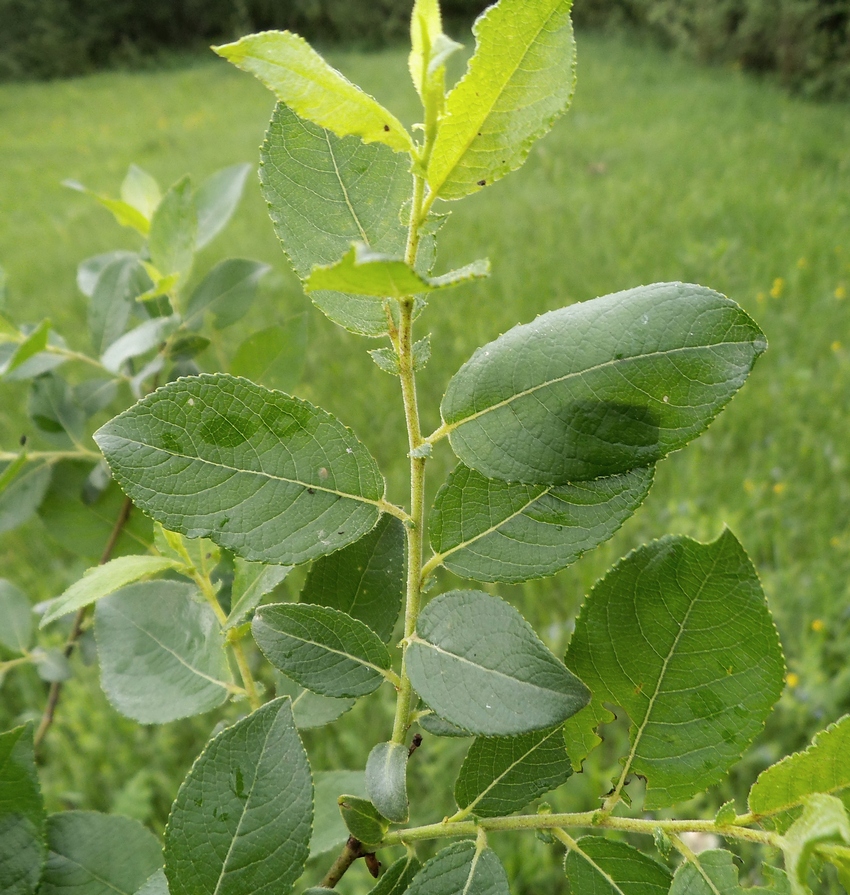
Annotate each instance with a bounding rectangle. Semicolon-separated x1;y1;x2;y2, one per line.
781;794;850;895
429;464;654;583
0;461;51;534
406;589;590;736
148;176;196;285
310;770;367;858
748;714;850;828
259;103;410;336
63;179;151;235
100;315;179;374
300;514;405;641
95;580;233;723
40;555;187;628
669;849;790;895
41;811;162;895
409;0;462;132
369;336;431;376
427;0;576;200
215;32;413;154
306;243;489;299
368;854;422;895
0;725;45;895
405;841;510;895
225;559;292;629
0;579;32;653
253;603;393;698
183;259;270;330
88;255;149;354
564;837;672;895
1;319;50;378
338;795;388;848
275;674;356;730
230;316;307;393
440;283;766;484
121;165;161;220
366;741;409;823
165;698;311;895
94;374;386;565
454;726;572;817
563;530;785;808
194;163;252;250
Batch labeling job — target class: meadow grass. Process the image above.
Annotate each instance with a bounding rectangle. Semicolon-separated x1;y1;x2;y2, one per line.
1;32;849;891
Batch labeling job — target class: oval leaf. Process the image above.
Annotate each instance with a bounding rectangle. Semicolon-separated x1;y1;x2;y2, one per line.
94;374;386;565
184;259;270;331
406;589;589;736
0;580;32;654
0;460;51;534
429;463;654;583
195;164;252;251
669;849;789;895
406;841;509;895
564;529;785;808
230;317;307;394
275;674;356;731
368;854;422;895
564;837;672;895
165;697;311;895
455;726;572;818
95;580;233;723
148;176;195;285
440;283;766;484
338;795;388;848
366;741;409;823
253;603;392;698
225;559;292;630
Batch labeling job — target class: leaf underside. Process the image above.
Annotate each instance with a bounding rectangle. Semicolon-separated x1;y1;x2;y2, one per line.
564;836;672;895
406;841;510;895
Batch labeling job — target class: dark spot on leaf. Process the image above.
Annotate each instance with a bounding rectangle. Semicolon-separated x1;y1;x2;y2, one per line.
261;402;304;439
307;487;315;495
199;411;256;448
19;434;26;446
477;179;486;186
160;431;184;454
383;124;390;132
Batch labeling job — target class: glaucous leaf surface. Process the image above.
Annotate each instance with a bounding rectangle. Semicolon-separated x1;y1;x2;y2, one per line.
165;698;311;895
781;794;850;895
338;796;388;848
564;837;672;895
95;581;232;723
748;714;850;829
275;674;356;729
78;251;138;298
121;165;161;220
0;726;45;895
253;603;392;698
28;374;85;447
417;711;472;738
405;841;509;895
259;104;410;336
300;514;405;641
670;849;790;895
88;255;148;354
74;378;119;417
230;316;307;393
148;176;196;285
368;854;422;895
0;579;32;653
427;0;576;200
310;770;367;858
224;559;292;629
440;283;766;484
134;870;169;895
563;530;784;808
216;33;412;153
101;315;180;374
366;741;409;823
40;811;162;895
369;335;431;377
184;259;270;331
40;555;186;627
95;374;386;565
406;589;590;735
454;725;572;817
194;164;252;250
0;461;51;534
429;464;654;583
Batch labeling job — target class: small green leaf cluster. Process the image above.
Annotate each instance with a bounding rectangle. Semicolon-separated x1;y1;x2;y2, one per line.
2;1;849;894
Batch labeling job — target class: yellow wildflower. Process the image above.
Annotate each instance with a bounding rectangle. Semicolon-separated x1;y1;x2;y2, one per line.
770;278;784;299
786;672;800;688
835;285;847;300
811;619;825;632
772;482;786;495
832;341;842;352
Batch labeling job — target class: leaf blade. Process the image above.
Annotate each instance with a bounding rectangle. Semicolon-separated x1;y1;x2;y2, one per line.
366;741;409;823
405;841;510;895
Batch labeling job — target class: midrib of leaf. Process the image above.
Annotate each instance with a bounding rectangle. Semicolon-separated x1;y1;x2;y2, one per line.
324;131;369;244
461;845;484;895
570;844;628;895
270;623;389;678
687;854;724;895
442;339;755;434
431;3;563;197
51;854;136;895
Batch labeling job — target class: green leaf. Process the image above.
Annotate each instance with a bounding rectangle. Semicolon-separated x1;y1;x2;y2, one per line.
230;316;307;393
0;263;6;312
225;559;292;629
454;726;572;818
781;795;850;895
310;771;367;858
409;0;462;132
95;580;233;723
563;530;785;808
369;336;431;376
165;698;311;895
1;319;50;378
300;514;405;642
135;869;169;895
564;836;672;895
440;283;766;484
406;841;510;895
748;715;850;827
95;374;386;564
64;179;151;235
427;0;576;200
77;252;139;298
253;603;392;698
74;379;119;417
148;176;196;285
28;374;85;446
121;165;161;221
216;33;413;154
366;741;409;823
0;461;51;534
417;711;472;738
259;103;410;336
195;164;251;250
0;725;45;895
40;811;162;895
368;853;422;895
338;795;388;848
406;589;590;736
38;461;153;561
40;555;186;628
34;649;71;683
429;464;654;583
101;315;179;374
306;242;489;299
89;256;149;354
184;259;270;330
0;580;32;653
670;849;790;895
275;674;356;729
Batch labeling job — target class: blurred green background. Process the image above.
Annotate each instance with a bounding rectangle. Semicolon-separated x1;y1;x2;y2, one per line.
1;12;849;893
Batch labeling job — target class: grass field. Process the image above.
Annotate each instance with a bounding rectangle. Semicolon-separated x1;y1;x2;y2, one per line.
1;31;850;892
